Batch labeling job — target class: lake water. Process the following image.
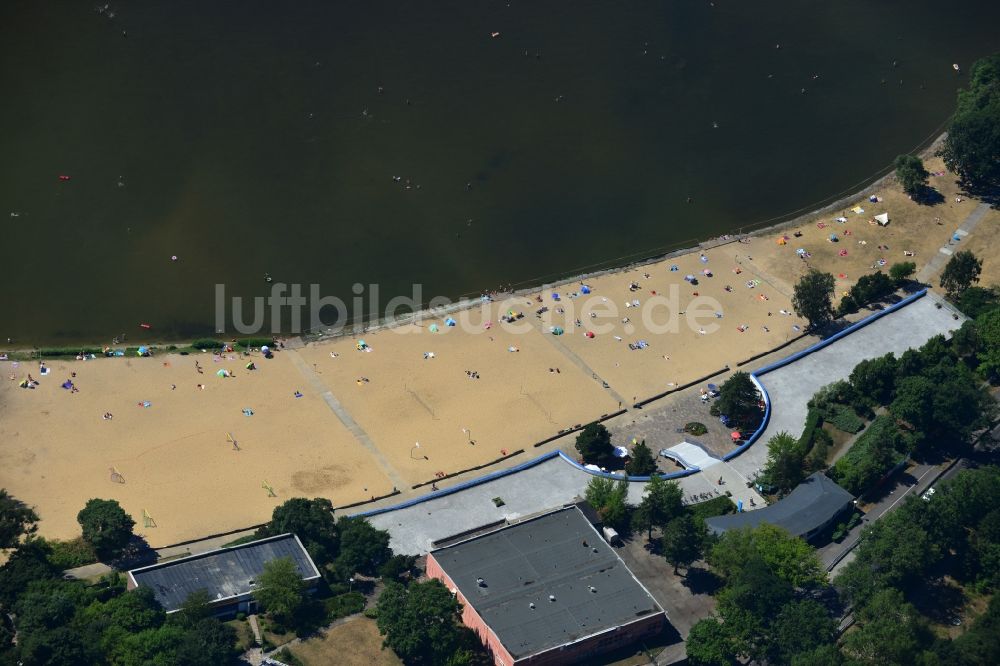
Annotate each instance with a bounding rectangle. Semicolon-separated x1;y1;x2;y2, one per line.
1;0;998;344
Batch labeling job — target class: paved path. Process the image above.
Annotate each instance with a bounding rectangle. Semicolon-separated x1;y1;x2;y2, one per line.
726;294;963;483
916;202;991;283
286;349;407;490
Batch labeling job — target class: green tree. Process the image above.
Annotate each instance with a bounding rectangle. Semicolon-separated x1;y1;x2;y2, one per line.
889;261;917;284
768;599;836;664
954;594;1000;665
175;589;213;628
791;643;844;666
632;475;683;541
574;422;616;467
716;371;763;431
975;308;1000;381
956;285;999;318
662;514;703;574
256;497;338;565
940;54;1000;191
174;619;239;666
252;557;305;625
760;431;804;494
334;517;392;577
708;524;825;588
106;624;186;666
842;588;931;665
836;517;938;607
625;440;657;476
376;579;468;665
584;476;630;531
16;625;91;666
378;554;418;582
0;489;38;549
76;498;135;560
940;250;983;299
792;269;836;329
849;353;898;405
0;539;58;608
894;154;930;197
889;375;936;432
686;618;736;666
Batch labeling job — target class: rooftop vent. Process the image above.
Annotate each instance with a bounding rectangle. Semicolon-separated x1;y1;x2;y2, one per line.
476;577;486;587
589;586;597;593
549;595;556;602
529;603;535;609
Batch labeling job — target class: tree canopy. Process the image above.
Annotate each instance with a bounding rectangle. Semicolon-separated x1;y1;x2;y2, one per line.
376;579;475;665
662;514;704;574
255;497;338;565
584;476;630;531
0;489;38;549
940;54;1000;191
940;250;983;299
252;557;306;625
708;524;825;588
894;154;930;198
760;431;805;494
574;422;616;468
632;475;683;541
334;516;392;577
716;371;763;431
76;499;135;561
792;269;836;329
624;440;657;476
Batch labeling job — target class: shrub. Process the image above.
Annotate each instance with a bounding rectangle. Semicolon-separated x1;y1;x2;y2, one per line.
828;404;865;434
324;591;365;621
190;338;224;350
689;496;736;526
684;422;708;436
830;416;908;495
43;537;97;570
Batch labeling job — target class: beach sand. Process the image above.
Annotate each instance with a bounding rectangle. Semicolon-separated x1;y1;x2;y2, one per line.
0;352;394;544
1;155;995;547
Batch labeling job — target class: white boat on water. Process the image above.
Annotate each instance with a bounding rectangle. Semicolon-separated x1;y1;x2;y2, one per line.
953;63;961;73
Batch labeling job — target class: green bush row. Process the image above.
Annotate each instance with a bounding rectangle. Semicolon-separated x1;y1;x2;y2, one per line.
324;591;366;621
827;404;865;434
44;537;98;569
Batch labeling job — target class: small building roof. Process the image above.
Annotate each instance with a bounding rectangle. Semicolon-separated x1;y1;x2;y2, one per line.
128;533;320;612
705;473;854;540
430;506;664;660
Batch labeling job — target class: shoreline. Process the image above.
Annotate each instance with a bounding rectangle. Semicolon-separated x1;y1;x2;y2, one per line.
4;131;948;353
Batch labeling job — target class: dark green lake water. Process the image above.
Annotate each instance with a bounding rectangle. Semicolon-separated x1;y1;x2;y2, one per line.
1;0;998;344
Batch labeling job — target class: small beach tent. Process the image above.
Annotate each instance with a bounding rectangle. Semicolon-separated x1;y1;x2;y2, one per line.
874;213;890;226
580;285;591;294
444;317;457;327
137;345;148;357
429;324;439;333
776;236;787;245
730;431;742;441
550;326;564;336
217;369;227;377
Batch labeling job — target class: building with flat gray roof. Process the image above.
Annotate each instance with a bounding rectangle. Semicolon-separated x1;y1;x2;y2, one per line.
705;473;854;542
426;505;667;665
127;533;321;617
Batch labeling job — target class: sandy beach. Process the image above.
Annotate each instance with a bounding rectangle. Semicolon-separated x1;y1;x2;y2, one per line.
2;153;996;547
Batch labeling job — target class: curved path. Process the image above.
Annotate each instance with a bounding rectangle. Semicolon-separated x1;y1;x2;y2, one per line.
364;290;966;555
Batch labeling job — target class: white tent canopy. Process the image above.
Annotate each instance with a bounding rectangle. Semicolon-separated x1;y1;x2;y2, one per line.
874;212;890;226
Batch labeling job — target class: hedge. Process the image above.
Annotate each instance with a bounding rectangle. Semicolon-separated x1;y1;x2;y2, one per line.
44;537;98;569
828;404;865;434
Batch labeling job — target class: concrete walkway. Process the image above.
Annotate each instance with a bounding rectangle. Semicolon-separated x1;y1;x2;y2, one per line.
286;349;407;490
916;202;991;283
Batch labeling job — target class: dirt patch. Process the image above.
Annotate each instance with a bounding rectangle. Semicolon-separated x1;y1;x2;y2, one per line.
292;465;351;494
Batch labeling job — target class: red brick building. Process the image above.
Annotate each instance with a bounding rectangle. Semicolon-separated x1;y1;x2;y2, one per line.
426;506;667;665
